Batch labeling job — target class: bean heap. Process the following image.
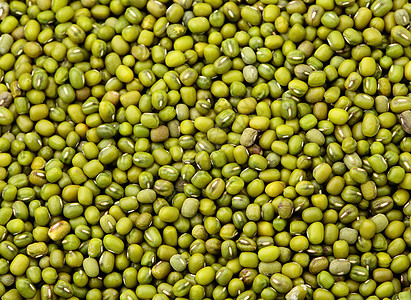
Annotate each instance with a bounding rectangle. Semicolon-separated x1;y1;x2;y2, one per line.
0;0;411;299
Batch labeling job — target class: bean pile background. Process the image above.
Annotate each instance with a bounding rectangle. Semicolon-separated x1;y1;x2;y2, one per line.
0;0;411;299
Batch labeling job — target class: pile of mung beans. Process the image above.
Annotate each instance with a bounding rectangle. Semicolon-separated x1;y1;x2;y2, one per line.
0;0;411;299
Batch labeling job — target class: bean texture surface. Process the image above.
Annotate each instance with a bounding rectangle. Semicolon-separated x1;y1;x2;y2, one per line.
0;0;411;299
